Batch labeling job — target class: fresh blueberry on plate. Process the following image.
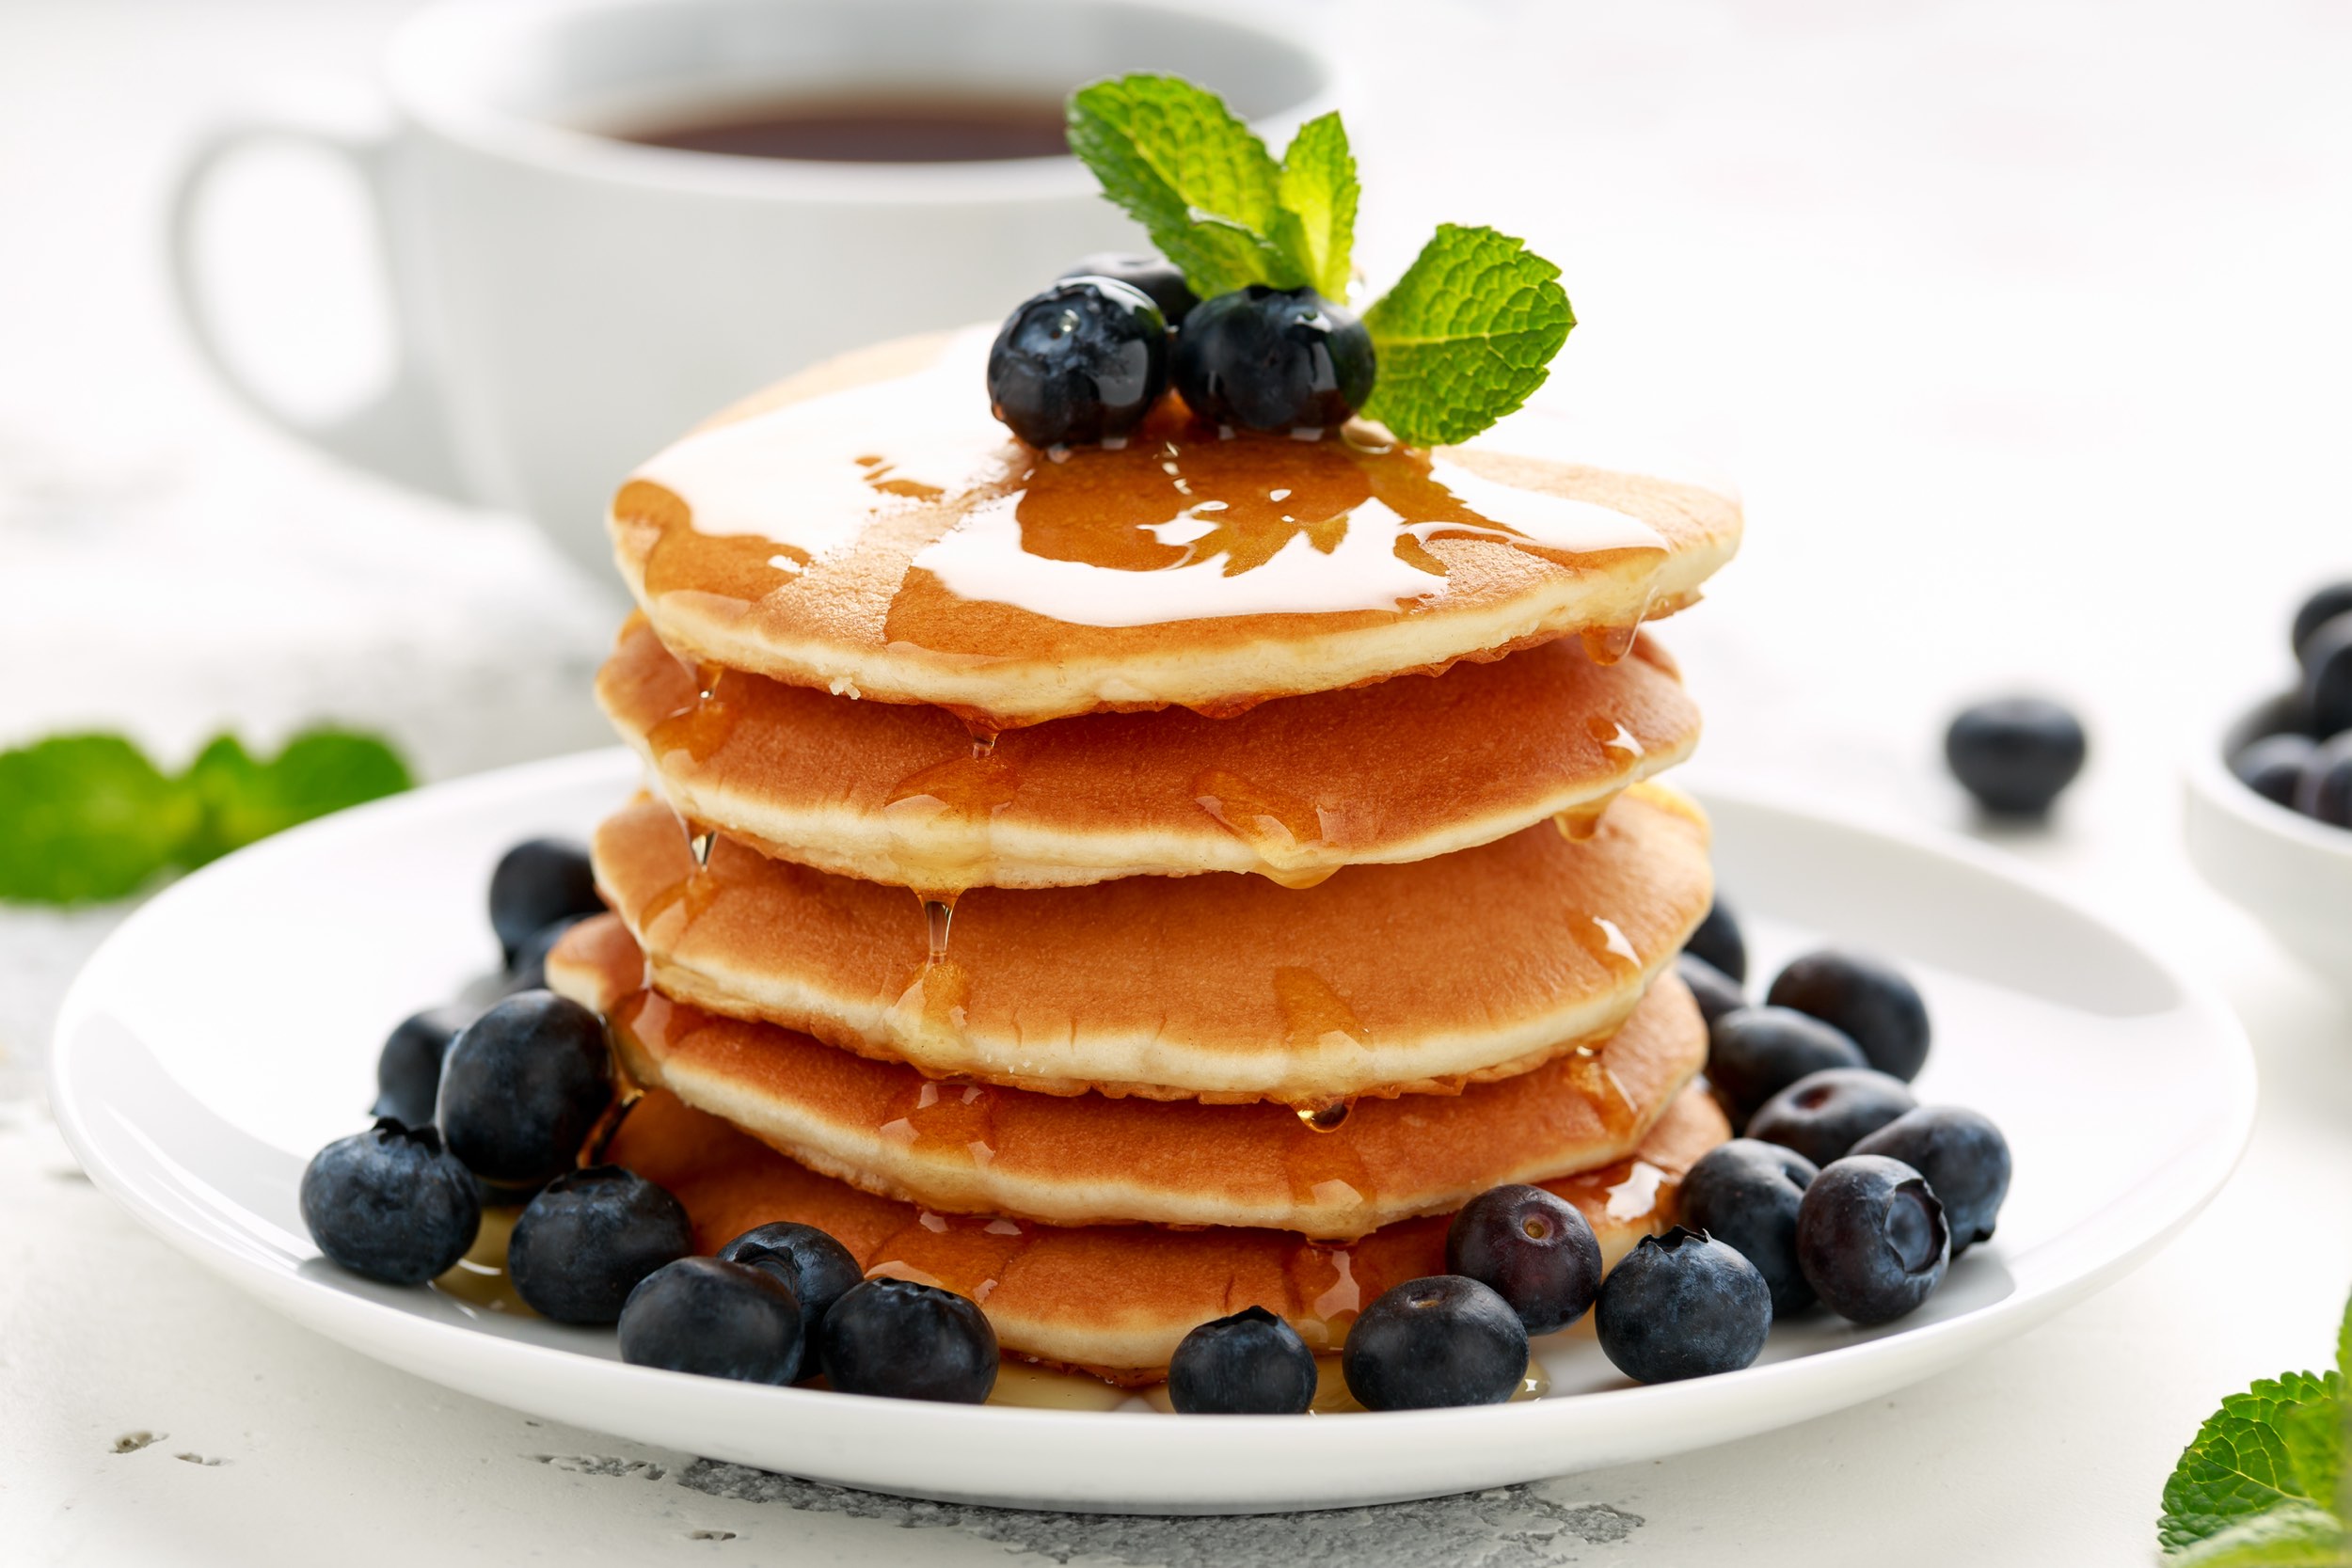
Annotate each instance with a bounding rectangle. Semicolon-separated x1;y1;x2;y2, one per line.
2299;732;2352;827
1342;1275;1528;1411
507;1166;692;1324
1683;896;1747;984
505;914;592;994
1944;697;2088;817
1057;251;1198;326
371;1004;475;1127
2302;615;2352;742
1766;949;1931;1081
488;838;601;966
2292;581;2352;658
1706;1006;1867;1128
1747;1068;1918;1166
1594;1227;1772;1384
618;1256;804;1385
436;990;613;1190
819;1278;999;1403
1851;1106;2010;1255
1796;1155;1950;1323
1677;953;1746;1029
1444;1183;1603;1334
1167;1306;1318;1415
2232;732;2318;808
1171;285;1375;433
300;1119;481;1286
717;1222;864;1350
987;277;1168;448
1677;1138;1820;1317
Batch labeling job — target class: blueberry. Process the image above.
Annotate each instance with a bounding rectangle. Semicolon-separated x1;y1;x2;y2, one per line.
1944;697;2088;816
1171;286;1375;433
488;838;601;965
2233;732;2318;808
372;1004;474;1126
1766;949;1931;1082
819;1278;998;1403
618;1257;804;1385
2294;731;2352;829
717;1222;864;1349
507;1165;692;1324
1594;1227;1772;1384
2301;612;2352;739
1677;953;1746;1030
1706;1006;1867;1128
1795;1155;1949;1323
300;1118;481;1286
1851;1106;2011;1255
1058;251;1198;326
1167;1306;1318;1415
437;990;613;1189
1748;1068;1918;1166
505;914;592;993
1683;896;1747;984
1444;1183;1603;1334
2293;582;2352;660
1677;1138;1819;1317
987;277;1168;448
1342;1275;1528;1411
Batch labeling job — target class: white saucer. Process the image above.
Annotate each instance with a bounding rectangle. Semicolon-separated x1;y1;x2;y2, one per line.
51;750;2252;1514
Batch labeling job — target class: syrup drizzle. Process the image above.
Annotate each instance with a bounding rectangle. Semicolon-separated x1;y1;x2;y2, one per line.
622;328;1672;637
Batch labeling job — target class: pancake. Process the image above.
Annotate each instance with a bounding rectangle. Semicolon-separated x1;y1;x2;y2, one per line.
549;913;1707;1237
590;782;1713;1105
611;328;1742;728
600;611;1699;892
603;1081;1728;1384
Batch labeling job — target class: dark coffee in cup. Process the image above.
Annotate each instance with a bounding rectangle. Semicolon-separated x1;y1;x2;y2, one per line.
615;96;1071;162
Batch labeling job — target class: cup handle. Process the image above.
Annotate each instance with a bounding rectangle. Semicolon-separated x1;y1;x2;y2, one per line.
167;88;470;502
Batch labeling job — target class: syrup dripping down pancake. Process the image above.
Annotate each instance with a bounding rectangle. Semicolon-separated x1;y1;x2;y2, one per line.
599;1079;1726;1385
599;612;1699;893
609;329;1742;728
590;782;1712;1105
550;914;1705;1237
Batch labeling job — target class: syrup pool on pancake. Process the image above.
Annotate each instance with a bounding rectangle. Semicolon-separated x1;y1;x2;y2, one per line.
632;328;1667;631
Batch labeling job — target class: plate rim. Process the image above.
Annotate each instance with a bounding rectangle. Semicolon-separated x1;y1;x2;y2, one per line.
48;747;2258;1513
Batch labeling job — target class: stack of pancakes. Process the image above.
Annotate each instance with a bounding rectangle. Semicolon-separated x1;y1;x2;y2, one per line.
547;328;1744;1385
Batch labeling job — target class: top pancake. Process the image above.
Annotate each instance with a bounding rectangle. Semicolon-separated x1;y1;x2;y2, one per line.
610;328;1742;727
598;611;1699;892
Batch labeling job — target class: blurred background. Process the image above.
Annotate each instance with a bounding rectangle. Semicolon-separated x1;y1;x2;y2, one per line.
5;1;2350;1559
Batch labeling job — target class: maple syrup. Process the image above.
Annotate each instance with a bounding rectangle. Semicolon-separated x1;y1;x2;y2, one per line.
985;1362;1133;1413
1191;768;1342;887
621;328;1670;640
877;1077;999;1167
432;1206;531;1317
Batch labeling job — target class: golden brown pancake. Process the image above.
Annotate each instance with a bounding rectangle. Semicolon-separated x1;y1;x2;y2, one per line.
549;913;1706;1237
590;782;1713;1105
611;329;1742;728
603;1081;1727;1384
600;612;1699;892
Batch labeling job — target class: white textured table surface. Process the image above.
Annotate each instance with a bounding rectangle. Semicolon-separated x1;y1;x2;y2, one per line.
6;2;2351;1563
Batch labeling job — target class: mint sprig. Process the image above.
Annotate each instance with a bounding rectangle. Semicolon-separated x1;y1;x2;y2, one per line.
0;727;411;905
2158;1288;2352;1564
1065;76;1572;448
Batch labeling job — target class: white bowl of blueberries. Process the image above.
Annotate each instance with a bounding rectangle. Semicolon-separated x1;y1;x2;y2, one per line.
2185;581;2352;998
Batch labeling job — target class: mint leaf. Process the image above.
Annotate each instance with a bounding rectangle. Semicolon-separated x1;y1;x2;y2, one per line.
2168;1505;2352;1567
1067;75;1300;297
2165;1371;2344;1555
0;736;198;904
1271;112;1358;300
1360;224;1575;447
183;728;411;867
0;727;411;905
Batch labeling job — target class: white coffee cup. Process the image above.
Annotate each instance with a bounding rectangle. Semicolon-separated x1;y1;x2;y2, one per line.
168;0;1339;577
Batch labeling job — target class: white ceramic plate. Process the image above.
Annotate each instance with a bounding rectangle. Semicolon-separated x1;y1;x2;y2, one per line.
53;750;2252;1514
